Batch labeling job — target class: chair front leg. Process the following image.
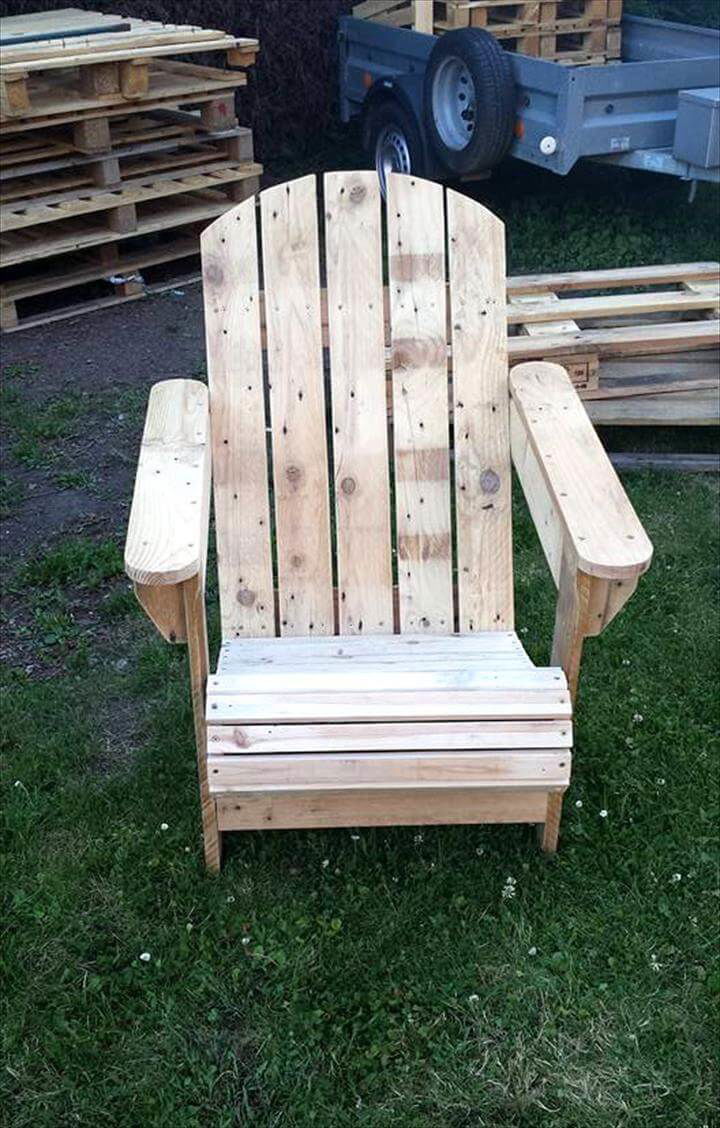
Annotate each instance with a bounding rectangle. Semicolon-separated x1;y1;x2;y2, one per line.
182;574;221;873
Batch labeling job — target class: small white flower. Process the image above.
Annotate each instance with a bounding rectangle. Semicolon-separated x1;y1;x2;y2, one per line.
625;737;634;747
321;859;329;869
475;846;485;856
139;952;151;962
528;946;537;957
186;922;193;932
226;895;235;903
468;993;479;1003
334;868;341;875
414;834;424;844
670;873;682;884
599;809;608;819
575;799;583;808
501;879;516;900
14;780;22;787
350;834;360;841
241;936;251;946
160;822;169;831
184;846;191;853
505;876;516;885
622;658;631;666
632;713;644;724
656;778;666;786
650;954;662;972
392;876;399;883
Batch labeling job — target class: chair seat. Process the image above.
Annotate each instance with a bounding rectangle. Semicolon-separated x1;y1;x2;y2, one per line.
206;633;572;799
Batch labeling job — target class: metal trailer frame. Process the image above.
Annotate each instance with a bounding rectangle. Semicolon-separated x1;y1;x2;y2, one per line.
338;14;720;184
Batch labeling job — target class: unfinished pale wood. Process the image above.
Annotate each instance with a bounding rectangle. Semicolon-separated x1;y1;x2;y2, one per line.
125;379;210;586
183;574;221;872
510;362;653;580
387;173;453;633
260;176;334;636
585;388;719;426
539;791;563;852
201;198;274;639
551;546;596;700
448;186;513;632
207;685;571;725
207;749;571;793
216;788;550;830
134;581;186;643
324;170;393;634
208;718;572;754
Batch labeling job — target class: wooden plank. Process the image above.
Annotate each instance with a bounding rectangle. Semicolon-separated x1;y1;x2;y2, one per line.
324;170;393;634
586;388;719;426
608;452;720;473
207;687;572;724
210;664;564;694
125;379;210;586
507;288;720;324
216;788;551;830
216;629;530;663
509;400;564;585
510;362;653;580
508;320;720;360
506;262;719;294
387;173;453;633
207;749;571;792
260;175;334;636
208;719;573;754
201;196;275;639
448;187;514;632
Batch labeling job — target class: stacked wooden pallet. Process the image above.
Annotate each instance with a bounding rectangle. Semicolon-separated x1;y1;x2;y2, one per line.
353;0;622;64
0;8;262;330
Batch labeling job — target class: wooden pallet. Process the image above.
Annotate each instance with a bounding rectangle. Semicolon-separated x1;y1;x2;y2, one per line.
0;9;257;117
1;127;254;205
352;0;622;61
0;163;261;270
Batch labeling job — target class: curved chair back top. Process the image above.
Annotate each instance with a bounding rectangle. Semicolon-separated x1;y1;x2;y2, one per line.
201;171;511;639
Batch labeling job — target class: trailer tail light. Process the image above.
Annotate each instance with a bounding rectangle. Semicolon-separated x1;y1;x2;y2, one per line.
514;119;525;139
363;71;373;88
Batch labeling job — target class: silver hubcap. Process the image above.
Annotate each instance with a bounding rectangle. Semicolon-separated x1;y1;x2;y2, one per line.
432;56;476;151
375;123;411;196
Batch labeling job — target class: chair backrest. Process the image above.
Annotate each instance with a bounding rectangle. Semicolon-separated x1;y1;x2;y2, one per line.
201;171;512;640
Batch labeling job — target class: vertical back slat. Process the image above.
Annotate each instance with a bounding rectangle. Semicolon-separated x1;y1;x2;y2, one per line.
201;198;274;638
448;187;514;630
387;173;453;634
260;175;334;636
324;171;394;634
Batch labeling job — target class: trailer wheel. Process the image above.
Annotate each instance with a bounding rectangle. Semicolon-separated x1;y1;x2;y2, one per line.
364;97;426;196
423;29;515;175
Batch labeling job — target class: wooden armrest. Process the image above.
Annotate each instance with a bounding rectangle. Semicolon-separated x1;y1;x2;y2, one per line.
510;361;653;583
510;362;653;700
125;379;211;640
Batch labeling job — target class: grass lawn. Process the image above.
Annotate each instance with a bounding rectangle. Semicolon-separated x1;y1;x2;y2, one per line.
2;105;720;1124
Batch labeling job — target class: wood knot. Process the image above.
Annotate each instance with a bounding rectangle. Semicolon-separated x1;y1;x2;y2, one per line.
349;183;366;204
341;476;356;496
237;588;256;607
285;464;302;486
480;468;501;494
290;554;304;569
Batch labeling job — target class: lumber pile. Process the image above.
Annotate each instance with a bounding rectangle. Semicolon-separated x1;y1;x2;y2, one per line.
0;8;262;330
352;0;623;64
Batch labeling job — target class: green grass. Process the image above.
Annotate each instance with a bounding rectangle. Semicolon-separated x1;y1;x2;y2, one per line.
2;473;718;1127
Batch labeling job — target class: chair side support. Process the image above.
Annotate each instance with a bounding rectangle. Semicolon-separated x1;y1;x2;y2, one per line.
510;362;653;700
125;379;220;870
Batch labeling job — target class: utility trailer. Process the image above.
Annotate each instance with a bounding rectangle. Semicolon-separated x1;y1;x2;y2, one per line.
338;13;720;191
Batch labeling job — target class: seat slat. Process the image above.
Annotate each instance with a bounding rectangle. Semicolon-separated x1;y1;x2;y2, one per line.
217;630;527;661
207;749;571;793
207;688;571;724
208;720;572;754
448;188;514;631
388;174;454;633
325;171;394;634
260;175;334;635
201;197;275;637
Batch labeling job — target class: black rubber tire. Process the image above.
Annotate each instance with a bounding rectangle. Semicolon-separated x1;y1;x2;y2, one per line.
423;28;515;176
363;96;427;193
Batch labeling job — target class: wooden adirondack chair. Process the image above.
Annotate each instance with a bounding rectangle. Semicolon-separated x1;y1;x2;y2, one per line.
124;172;653;872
